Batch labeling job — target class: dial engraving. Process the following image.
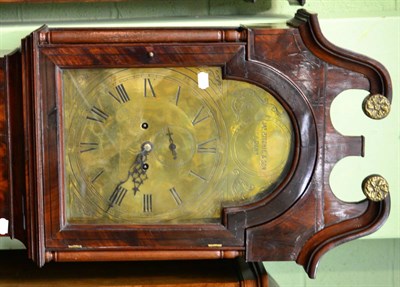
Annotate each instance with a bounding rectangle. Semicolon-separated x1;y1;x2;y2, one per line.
175;86;181;106
144;78;156;97
91;169;104;184
110;83;130;103
79;142;98;153
197;138;217;154
189;170;207;182
169;187;183;206
143;194;153;213
108;185;128;210
192;106;210;126
87;106;109;123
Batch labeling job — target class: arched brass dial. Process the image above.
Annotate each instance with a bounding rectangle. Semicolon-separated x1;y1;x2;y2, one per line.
63;67;294;224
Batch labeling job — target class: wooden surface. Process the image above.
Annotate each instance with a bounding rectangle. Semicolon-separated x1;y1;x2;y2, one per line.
0;58;8;222
0;250;275;287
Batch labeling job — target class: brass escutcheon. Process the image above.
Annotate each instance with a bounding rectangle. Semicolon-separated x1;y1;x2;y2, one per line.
363;94;391;120
362;175;389;202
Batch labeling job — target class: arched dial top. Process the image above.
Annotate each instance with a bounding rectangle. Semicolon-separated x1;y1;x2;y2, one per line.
63;67;294;224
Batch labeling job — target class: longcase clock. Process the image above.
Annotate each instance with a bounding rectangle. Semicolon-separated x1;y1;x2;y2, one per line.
0;9;392;285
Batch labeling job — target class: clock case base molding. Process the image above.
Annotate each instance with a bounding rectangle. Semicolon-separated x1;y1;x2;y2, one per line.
0;249;277;287
0;9;391;279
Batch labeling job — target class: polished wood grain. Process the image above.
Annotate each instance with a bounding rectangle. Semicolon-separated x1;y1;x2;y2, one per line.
242;10;391;277
0;51;26;244
40;28;247;44
0;58;8;222
0;250;275;287
0;9;390;281
46;250;243;262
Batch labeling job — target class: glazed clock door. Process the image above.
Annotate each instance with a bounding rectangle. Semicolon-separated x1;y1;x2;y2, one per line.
22;26;317;266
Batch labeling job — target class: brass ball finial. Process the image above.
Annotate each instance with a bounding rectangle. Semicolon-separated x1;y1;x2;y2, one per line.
362;175;389;202
363;94;391;120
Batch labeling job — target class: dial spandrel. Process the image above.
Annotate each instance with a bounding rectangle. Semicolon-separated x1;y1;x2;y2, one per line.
63;67;294;224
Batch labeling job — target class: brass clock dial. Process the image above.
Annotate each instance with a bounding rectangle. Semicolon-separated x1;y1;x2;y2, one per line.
63;67;294;224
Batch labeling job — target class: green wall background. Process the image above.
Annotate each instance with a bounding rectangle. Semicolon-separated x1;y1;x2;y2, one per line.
0;0;399;286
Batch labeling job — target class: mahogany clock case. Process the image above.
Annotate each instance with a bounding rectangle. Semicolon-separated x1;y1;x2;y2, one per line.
0;9;391;278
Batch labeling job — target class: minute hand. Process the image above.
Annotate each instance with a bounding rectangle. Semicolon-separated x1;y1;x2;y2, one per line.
107;143;152;211
128;144;151;195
